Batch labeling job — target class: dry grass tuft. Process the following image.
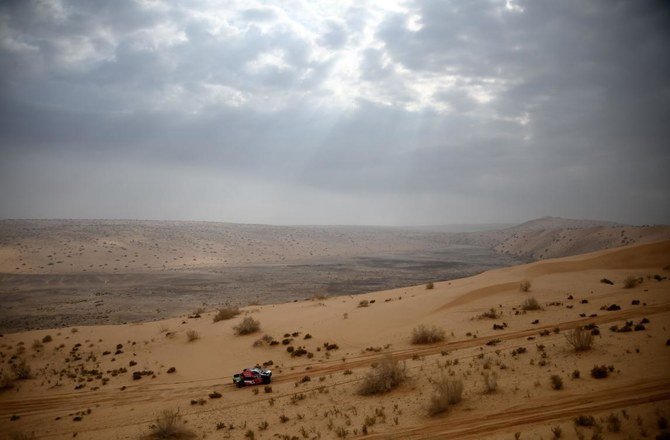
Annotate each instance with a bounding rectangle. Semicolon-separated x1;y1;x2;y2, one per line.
1;371;14;391
623;276;643;289
234;317;261;335
519;280;531;292
483;372;497;394
550;374;563;390
428;376;463;416
521;297;542;311
565;327;593;351
11;359;31;380
426;282;434;290
213;307;240;322
149;409;194;439
411;325;446;344
186;330;200;342
477;308;500;319
358;356;407;395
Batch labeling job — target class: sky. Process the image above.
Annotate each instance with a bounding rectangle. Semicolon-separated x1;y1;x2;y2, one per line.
1;0;669;226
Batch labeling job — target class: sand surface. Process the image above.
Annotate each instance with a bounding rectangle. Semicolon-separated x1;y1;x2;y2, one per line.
1;240;669;439
3;218;669;333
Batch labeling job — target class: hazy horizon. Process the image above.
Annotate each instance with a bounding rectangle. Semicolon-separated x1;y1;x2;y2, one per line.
1;1;669;226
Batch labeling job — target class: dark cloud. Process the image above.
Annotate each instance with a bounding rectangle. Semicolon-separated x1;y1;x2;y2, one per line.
0;0;668;225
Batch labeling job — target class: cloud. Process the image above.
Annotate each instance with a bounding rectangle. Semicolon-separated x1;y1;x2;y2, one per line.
0;0;669;225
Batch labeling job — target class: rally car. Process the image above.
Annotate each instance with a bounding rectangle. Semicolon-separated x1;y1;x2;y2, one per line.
233;367;272;387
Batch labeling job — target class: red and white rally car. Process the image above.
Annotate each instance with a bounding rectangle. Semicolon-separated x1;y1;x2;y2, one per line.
233;367;272;387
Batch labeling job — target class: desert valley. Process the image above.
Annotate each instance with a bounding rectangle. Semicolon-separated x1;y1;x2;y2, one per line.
2;1;669;438
1;219;670;439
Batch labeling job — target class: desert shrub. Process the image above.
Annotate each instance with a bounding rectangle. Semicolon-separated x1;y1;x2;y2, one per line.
550;375;563;390
599;278;613;285
234;317;260;335
186;330;200;342
213;307;240;322
478;308;500;319
11;359;31;380
574;415;595;427
334;427;348;438
551;426;562;438
519;280;531;292
1;371;14;391
41;335;52;343
428;376;463;416
565;327;593;351
426;282;434;290
411;325;446;344
150;409;194;439
31;340;43;351
623;276;642;289
521;297;542;311
358;356;407;395
590;365;609;379
358;300;369;308
606;413;621;432
483;372;497;394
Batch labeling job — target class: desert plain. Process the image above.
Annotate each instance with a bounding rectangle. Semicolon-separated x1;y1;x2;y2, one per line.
0;219;669;439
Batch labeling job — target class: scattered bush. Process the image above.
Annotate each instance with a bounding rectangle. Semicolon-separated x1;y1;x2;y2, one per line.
519;280;531;292
428;376;463;416
590;365;609;379
574;415;595;427
358;356;407;395
623;276;643;289
1;372;14;391
149;409;194;439
550;375;563;390
358;300;369;308
213;307;240;322
521;297;542;311
478;308;500;319
234;317;261;335
511;347;527;356
11;359;31;380
606;413;621;432
551;426;562;438
186;330;200;342
599;278;613;285
483;372;497;394
426;282;434;290
41;335;53;343
565;327;593;351
411;325;446;344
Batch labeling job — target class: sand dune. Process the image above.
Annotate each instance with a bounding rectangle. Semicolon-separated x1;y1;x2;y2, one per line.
1;240;669;439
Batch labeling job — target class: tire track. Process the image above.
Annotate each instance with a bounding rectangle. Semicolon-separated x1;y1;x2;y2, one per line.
363;377;670;439
2;302;668;419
